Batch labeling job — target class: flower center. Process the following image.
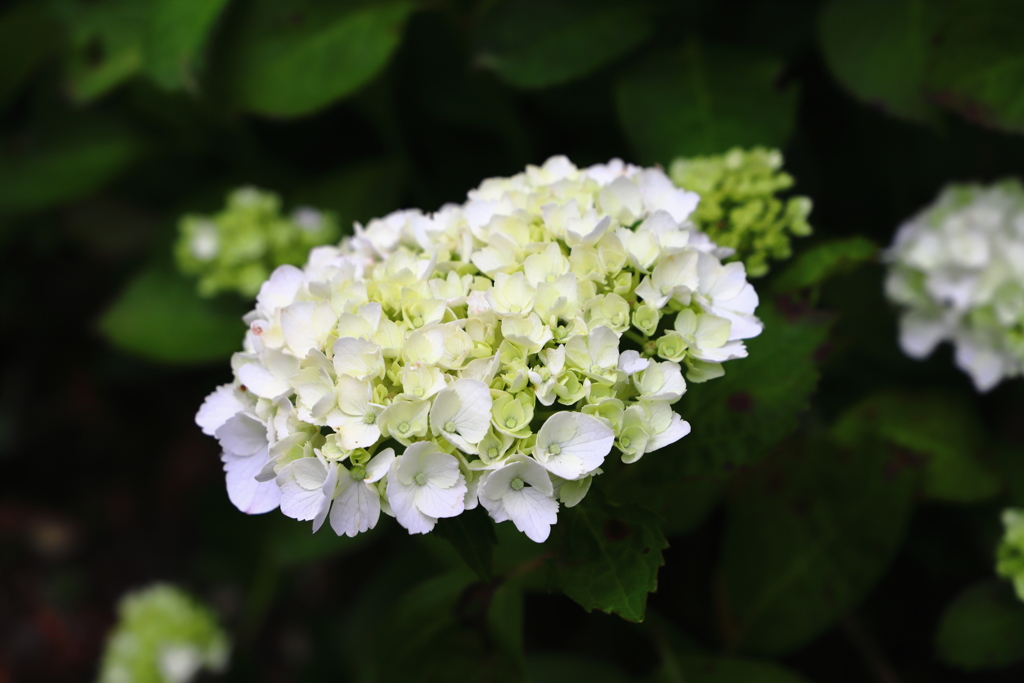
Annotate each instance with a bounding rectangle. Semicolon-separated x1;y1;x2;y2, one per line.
444;421;456;432
414;387;424;397
363;412;376;424
509;304;521;313
620;437;631;448
351;466;366;481
548;443;561;456
414;473;427;486
398;422;410;434
488;447;498;458
505;417;517;428
510;477;525;491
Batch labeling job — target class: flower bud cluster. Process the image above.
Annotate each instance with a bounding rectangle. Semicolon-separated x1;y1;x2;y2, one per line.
998;508;1024;602
669;147;812;277
197;157;763;543
98;584;229;683
175;187;339;298
885;180;1024;392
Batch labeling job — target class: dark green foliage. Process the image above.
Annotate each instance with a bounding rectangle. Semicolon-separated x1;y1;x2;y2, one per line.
832;390;1001;502
434;508;498;583
4;1;1024;681
616;40;799;163
99;266;247;363
551;494;668;622
719;439;918;654
935;581;1024;670
473;0;653;89
771;236;878;294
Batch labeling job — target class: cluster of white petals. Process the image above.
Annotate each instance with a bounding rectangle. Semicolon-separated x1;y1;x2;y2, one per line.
886;180;1024;392
197;156;763;542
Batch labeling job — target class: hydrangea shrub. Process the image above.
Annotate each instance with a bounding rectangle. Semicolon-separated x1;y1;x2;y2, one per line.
175;187;339;298
885;180;1024;391
196;156;763;543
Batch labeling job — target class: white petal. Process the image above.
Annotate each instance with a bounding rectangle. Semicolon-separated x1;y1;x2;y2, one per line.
414;477;467;519
504;488;559;542
223;448;280;514
645;413;692;452
535;412;614;480
215;413;267;456
330;482;381;537
898;313;948;359
277;459;328;521
364;448;396;483
196;384;246;436
256;265;304;313
386;477;436;534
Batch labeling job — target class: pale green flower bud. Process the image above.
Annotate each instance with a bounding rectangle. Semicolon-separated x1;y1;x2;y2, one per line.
97;584;229;683
669;147;811;277
175;187;339;298
997;508;1024;602
632;304;661;338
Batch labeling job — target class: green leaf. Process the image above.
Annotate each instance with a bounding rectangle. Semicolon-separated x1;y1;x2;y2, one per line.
935;580;1024;671
220;0;415;117
288;157;407;234
676;301;831;475
655;655;811;683
924;0;1024;135
473;0;653;89
616;40;799;164
60;0;147;103
99;266;246;364
719;440;917;655
551;493;668;622
832;391;1000;503
433;507;498;583
608;471;726;538
0;3;60;110
771;237;877;294
262;512;370;568
818;0;940;125
527;654;636;683
143;0;231;91
0;118;143;214
376;571;525;683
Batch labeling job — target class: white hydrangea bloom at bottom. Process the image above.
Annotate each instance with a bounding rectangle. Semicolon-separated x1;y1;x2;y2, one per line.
885;180;1024;391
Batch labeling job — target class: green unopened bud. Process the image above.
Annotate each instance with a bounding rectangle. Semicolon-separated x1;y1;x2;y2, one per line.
632;304;661;337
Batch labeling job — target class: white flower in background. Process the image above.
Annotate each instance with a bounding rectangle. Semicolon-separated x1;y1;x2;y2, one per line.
885;180;1024;391
196;156;765;542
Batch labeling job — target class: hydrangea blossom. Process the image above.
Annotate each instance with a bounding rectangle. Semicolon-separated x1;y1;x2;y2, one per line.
885;180;1024;392
97;584;229;683
196;157;763;543
997;508;1024;602
669;147;812;277
175;187;339;298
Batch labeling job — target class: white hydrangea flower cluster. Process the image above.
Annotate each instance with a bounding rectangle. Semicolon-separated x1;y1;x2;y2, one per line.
886;180;1024;392
196;157;763;543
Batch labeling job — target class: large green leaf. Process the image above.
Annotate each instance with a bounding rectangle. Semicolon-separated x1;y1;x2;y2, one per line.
654;655;811;683
0;3;60;110
60;0;147;103
220;0;414;117
99;266;246;364
434;507;498;583
719;440;917;655
818;0;940;125
935;580;1024;671
771;237;878;294
677;301;831;475
616;40;799;164
0;119;142;213
832;391;1000;503
288;157;407;234
924;0;1024;135
473;0;653;89
550;494;668;622
144;0;231;91
375;571;525;683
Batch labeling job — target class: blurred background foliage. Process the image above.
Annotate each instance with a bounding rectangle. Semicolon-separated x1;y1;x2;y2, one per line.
3;0;1024;681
